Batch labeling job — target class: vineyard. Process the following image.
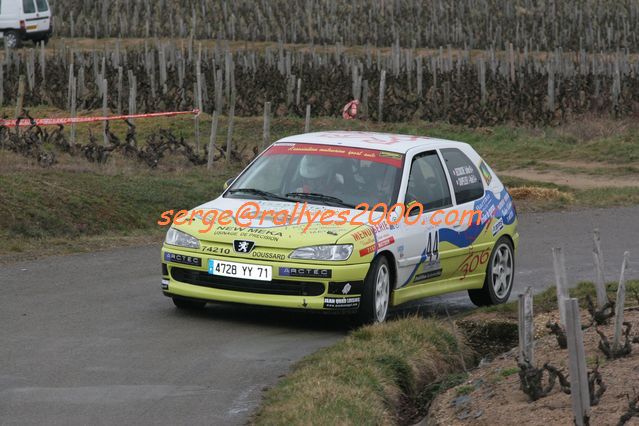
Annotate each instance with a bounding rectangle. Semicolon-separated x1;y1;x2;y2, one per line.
49;0;639;52
2;40;639;127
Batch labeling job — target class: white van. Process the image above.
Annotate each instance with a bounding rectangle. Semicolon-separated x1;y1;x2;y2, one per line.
0;0;52;48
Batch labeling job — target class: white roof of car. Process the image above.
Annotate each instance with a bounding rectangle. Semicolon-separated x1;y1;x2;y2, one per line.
276;131;467;154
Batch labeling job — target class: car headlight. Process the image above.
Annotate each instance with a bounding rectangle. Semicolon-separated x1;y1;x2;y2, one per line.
289;244;353;261
165;228;200;249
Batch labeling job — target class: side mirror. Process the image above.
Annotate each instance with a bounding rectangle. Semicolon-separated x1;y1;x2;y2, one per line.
223;178;235;190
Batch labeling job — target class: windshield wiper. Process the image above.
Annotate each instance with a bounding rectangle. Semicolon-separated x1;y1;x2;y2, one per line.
285;192;357;209
228;188;295;202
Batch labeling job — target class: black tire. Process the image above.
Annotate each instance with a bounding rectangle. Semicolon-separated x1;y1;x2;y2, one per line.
172;296;206;310
4;31;22;48
358;255;391;324
33;36;50;46
468;237;515;307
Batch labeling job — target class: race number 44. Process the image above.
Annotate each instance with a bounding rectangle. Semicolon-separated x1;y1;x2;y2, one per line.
425;230;439;262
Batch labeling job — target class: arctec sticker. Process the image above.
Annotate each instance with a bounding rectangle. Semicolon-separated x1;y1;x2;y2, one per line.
279;267;332;278
324;296;360;309
164;252;202;267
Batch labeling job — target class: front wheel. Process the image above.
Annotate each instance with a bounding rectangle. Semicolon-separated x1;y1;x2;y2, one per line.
172;296;206;310
4;31;21;48
358;256;391;324
468;237;515;307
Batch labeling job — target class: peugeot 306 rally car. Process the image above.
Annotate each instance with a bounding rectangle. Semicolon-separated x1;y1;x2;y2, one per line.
161;131;519;323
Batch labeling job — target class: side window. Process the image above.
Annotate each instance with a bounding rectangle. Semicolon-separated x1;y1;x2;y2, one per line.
441;148;484;204
35;0;48;12
405;151;452;212
23;0;36;13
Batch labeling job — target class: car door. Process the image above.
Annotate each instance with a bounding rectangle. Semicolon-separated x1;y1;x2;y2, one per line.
395;149;461;289
21;0;37;32
439;147;489;283
33;0;50;31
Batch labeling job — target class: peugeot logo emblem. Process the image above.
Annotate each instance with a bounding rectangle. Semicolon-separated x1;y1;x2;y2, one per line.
233;240;255;253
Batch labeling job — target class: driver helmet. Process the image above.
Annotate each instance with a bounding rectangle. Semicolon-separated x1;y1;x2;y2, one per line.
299;155;330;180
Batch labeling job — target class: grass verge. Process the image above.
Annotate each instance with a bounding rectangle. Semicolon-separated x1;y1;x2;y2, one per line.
0;167;228;257
252;317;473;426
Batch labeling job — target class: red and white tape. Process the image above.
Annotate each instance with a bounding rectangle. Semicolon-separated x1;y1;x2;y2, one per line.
0;109;200;128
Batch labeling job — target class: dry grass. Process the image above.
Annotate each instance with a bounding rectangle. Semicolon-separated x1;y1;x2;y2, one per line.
508;186;575;203
252;317;473;426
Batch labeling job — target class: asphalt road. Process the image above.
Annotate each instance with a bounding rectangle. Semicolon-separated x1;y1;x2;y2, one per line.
1;206;637;425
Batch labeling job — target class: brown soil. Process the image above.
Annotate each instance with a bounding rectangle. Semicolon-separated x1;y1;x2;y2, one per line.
427;309;639;426
502;168;639;189
542;160;638;171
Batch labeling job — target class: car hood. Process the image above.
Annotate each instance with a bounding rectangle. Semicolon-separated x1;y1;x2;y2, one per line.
172;197;368;249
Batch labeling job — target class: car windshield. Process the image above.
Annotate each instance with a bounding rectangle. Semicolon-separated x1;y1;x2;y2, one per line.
226;143;404;208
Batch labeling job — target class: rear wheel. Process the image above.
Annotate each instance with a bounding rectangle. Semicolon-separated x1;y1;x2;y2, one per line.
468;237;514;306
172;296;206;310
33;36;50;46
358;256;391;324
4;31;21;49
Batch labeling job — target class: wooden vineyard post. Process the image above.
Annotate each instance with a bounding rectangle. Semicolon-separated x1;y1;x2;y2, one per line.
518;286;534;366
128;72;137;125
194;82;200;154
378;69;386;122
225;89;236;163
117;66;123;114
592;229;607;309
102;78;108;146
361;80;369;119
564;298;591;426
262;101;271;151
0;64;4;107
612;251;630;352
304;104;311;133
207;111;219;170
552;247;569;327
479;57;487;105
15;75;26;119
70;76;77;145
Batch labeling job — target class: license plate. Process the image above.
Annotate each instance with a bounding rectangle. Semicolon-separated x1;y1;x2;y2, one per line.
207;259;272;281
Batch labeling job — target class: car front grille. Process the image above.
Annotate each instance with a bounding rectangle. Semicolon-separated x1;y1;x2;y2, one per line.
170;267;326;297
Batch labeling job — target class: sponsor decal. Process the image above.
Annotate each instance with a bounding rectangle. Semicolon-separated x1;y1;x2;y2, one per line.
359;236;395;257
452;165;479;187
233;240;255;253
201;245;231;255
323;296;361;309
492;217;504;236
252;251;286;260
279;267;332;278
414;268;442;282
161;279;169;290
352;228;374;241
379;151;403;159
164;252;202;267
328;281;364;295
479;161;493;185
263;143;403;168
215;226;283;241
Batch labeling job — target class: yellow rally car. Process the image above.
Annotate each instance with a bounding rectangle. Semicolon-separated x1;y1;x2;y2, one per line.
161;132;519;323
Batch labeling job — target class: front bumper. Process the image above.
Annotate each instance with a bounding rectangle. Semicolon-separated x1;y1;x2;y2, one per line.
161;246;370;311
